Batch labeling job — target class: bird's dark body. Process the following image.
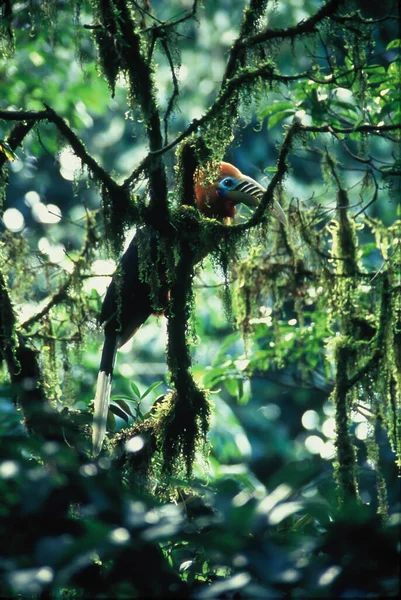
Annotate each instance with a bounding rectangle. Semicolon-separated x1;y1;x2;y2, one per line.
99;232;169;376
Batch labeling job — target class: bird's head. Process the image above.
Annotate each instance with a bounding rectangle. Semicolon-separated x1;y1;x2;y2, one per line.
195;162;286;224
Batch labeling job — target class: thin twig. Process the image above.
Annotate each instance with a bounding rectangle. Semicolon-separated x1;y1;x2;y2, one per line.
20;218;97;330
160;37;180;145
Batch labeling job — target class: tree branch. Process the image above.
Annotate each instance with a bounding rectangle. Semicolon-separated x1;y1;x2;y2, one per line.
43;104;120;193
0;107;121;194
114;0;169;229
0;120;36;168
0;270;64;441
122;85;400;191
160;37;180;145
142;0;199;33
20;216;97;330
241;0;345;49
223;0;269;86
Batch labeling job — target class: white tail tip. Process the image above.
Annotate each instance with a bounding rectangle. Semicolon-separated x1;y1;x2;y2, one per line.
92;371;111;456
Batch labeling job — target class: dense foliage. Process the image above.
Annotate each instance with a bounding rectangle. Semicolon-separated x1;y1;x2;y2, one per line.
0;0;400;598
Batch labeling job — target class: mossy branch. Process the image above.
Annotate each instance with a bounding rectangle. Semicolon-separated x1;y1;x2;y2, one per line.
241;0;345;48
122;120;400;193
0;105;135;244
0;120;35;169
223;0;269;86
329;158;360;503
111;0;169;229
20;216;98;330
42;104;130;211
0;270;64;441
346;275;390;390
0;0;14;54
163;240;209;476
0;107;120;194
333;343;358;503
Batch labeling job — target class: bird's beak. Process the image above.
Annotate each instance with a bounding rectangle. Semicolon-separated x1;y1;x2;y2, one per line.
229;175;287;226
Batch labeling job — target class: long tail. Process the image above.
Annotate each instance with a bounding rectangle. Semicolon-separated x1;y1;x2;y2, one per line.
92;333;117;456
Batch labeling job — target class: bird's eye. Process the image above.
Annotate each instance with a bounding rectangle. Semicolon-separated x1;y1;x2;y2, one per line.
221;177;234;187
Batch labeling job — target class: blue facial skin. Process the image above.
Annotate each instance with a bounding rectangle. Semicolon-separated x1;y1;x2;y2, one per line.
217;177;237;196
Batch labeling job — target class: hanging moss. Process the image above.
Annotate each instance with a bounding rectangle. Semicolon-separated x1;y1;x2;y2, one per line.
366;418;389;520
332;342;359;504
111;377;211;485
379;266;401;465
0;168;5;212
344;28;372;113
154;387;210;477
111;388;210;493
232;160;400;507
0;269;18;371
41;318;61;405
0;0;14;57
92;0;121;96
164;237;208;475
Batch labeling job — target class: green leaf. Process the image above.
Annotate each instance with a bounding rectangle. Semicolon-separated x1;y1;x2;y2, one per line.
386;39;401;50
368;67;387;84
106;410;116;433
224;378;239;397
130;381;141;398
259;101;294;119
333;100;358;113
141;381;163;400
392;110;401;125
268;110;295;129
203;365;227;388
109;403;129;423
110;394;138;402
112;399;135;419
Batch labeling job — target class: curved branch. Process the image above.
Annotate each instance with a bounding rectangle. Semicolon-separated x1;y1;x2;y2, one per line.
20;217;97;330
160;37;180;145
0;107;120;194
0;270;64;441
43;105;120;193
241;0;345;49
0;109;48;120
123;71;400;191
113;0;169;227
0;120;36;168
232;119;300;232
142;0;199;33
223;0;269;86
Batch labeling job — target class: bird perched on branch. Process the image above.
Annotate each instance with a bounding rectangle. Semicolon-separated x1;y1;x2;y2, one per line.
92;162;286;456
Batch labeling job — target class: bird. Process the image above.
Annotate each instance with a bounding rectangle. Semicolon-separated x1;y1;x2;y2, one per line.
92;162;286;456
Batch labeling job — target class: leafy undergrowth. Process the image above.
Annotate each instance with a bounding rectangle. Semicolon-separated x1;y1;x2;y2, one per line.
0;401;399;599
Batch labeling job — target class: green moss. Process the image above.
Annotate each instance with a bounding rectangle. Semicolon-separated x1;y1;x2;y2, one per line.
0;0;14;58
111;386;210;489
232;187;401;507
366;420;389;520
0;268;18;367
92;0;121;96
154;387;211;477
332;342;358;504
